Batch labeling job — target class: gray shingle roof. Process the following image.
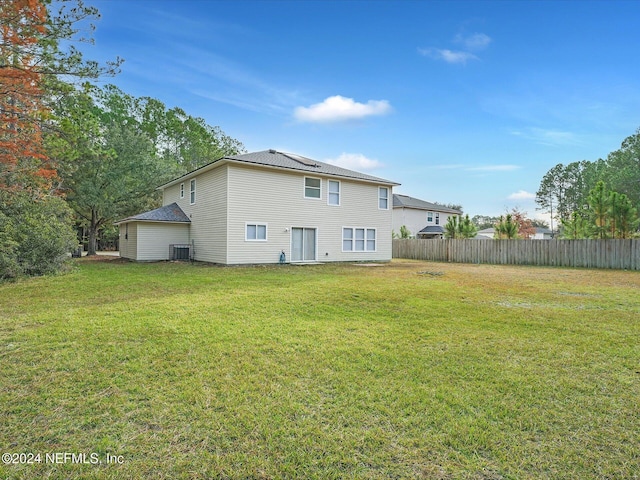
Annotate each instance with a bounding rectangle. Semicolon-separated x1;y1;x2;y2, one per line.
159;150;399;189
115;202;190;224
393;194;462;214
418;225;445;234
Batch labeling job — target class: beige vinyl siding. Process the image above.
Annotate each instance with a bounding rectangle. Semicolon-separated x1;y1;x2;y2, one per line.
392;207;456;238
119;223;137;260
135;223;190;261
226;164;393;264
162;165;228;264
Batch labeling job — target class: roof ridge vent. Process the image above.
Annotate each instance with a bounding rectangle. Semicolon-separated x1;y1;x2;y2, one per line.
268;149;277;154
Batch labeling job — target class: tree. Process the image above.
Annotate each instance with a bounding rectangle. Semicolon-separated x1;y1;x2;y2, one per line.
0;0;121;191
560;211;589;239
603;128;640;213
393;225;411;239
53;85;245;255
444;215;459;239
535;160;604;231
608;191;638;239
472;215;501;230
587;181;610;239
510;208;536;239
495;214;519;239
0;190;76;279
458;214;478;238
1;0;121;277
445;215;477;239
53;88;162;255
1;0;51;190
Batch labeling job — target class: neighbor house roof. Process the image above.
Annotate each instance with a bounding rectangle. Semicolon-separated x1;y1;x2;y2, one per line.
393;194;462;214
158;150;400;190
418;225;445;234
115;202;190;225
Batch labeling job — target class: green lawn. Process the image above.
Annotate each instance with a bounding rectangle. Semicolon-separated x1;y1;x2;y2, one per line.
1;258;638;479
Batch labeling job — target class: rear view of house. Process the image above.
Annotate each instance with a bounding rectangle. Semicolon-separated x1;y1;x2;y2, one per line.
116;150;399;264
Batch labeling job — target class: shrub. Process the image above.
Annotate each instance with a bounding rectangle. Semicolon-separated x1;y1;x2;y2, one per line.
0;192;77;280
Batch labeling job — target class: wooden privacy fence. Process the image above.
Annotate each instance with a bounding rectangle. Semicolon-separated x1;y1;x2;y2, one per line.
393;239;640;270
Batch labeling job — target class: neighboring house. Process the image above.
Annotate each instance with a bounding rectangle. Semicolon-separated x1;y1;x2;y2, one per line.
392;194;462;239
477;227;496;239
532;227;554;239
116;150;399;264
477;227;554;239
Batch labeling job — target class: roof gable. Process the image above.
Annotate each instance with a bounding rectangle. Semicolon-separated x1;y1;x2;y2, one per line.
115;202;190;224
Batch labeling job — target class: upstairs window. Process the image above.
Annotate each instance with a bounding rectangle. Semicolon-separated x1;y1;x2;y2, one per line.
180;183;184;199
427;211;433;222
435;212;440;225
305;177;321;199
328;180;340;206
378;187;389;210
190;179;196;204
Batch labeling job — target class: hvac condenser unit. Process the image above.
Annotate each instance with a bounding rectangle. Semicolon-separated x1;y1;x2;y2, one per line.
169;244;191;261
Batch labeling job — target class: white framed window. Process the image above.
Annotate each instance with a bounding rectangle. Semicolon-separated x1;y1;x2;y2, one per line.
435;212;440;225
304;177;321;199
180;183;184;199
378;187;389;209
328;180;340;206
246;223;267;241
366;229;376;251
427;211;433;222
190;179;196;205
342;227;376;252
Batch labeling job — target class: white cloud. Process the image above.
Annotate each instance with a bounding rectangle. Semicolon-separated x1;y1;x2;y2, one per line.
294;95;392;123
508;190;536;200
418;48;478;65
420;31;491;65
510;128;581;146
325;153;384;171
455;33;492;51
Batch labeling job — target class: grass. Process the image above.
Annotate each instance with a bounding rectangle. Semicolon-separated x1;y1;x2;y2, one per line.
0;258;639;479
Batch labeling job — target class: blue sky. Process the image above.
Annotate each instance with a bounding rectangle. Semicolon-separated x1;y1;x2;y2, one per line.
82;0;640;218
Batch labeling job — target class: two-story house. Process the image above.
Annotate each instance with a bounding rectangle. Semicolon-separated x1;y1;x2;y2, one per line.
392;194;462;239
116;150;399;264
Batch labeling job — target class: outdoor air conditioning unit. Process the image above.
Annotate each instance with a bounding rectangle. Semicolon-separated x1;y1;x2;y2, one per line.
169;244;191;261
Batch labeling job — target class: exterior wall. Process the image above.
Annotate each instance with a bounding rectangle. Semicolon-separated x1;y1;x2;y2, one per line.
392;207;457;238
163;165;228;263
135;223;190;261
225;164;393;264
119;223;137;259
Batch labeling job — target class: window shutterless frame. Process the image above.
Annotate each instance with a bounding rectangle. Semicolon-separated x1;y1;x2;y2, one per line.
304;177;321;199
378;187;389;209
190;179;196;205
328;180;340;206
342;227;377;252
245;223;268;241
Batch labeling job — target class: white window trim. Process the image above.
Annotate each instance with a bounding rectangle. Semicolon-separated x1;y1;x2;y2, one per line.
378;187;389;210
435;212;440;225
189;179;196;205
304;176;322;200
427;211;433;223
327;180;341;206
342;227;377;252
180;183;184;199
245;222;268;242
